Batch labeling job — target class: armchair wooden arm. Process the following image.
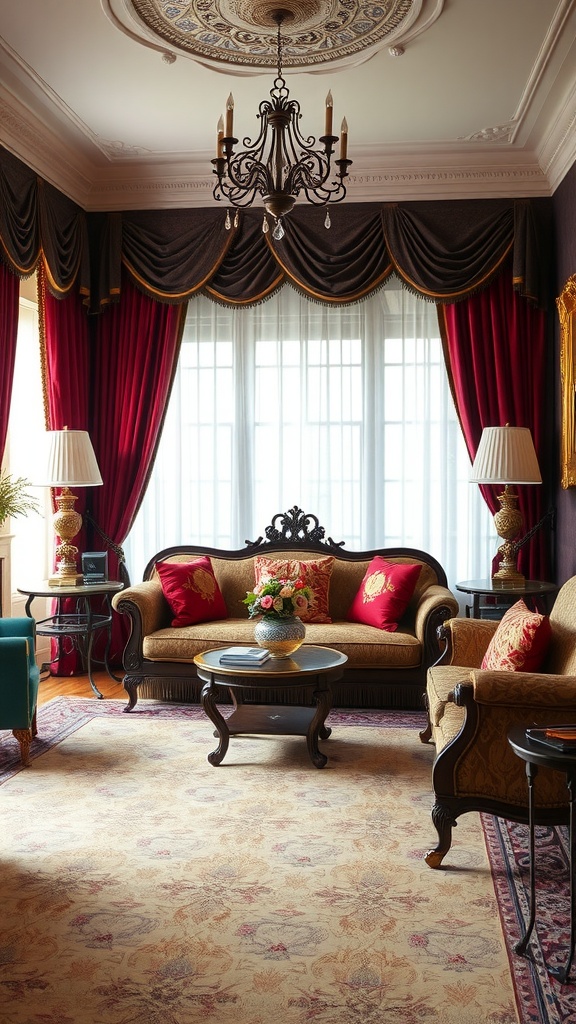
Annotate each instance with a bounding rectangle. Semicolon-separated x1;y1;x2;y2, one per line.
425;673;576;868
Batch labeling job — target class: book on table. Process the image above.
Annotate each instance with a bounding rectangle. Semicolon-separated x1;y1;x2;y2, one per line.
219;647;271;666
526;725;576;753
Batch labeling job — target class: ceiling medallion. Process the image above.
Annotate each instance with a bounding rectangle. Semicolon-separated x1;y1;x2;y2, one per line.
126;0;434;72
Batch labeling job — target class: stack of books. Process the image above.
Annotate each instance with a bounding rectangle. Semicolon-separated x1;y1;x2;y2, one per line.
219;646;271;666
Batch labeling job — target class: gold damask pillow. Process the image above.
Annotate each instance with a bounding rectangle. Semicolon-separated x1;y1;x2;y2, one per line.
156;557;228;627
253;555;335;623
481;599;551;672
346;556;421;631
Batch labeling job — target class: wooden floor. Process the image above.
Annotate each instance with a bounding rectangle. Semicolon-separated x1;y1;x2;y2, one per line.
37;669;127;706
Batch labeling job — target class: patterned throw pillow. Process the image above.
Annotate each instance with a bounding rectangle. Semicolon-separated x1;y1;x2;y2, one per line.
253;555;335;623
156;556;228;627
346;556;422;632
481;599;551;672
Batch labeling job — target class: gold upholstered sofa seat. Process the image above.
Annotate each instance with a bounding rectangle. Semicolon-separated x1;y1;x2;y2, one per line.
142;618;422;669
421;575;576;868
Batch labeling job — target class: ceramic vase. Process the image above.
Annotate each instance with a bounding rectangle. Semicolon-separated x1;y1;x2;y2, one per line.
254;615;306;659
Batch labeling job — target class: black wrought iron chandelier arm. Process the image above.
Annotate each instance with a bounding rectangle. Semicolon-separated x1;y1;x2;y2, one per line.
222;147;272;195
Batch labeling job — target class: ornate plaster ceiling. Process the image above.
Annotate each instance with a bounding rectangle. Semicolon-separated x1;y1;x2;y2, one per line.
117;0;443;72
0;0;574;210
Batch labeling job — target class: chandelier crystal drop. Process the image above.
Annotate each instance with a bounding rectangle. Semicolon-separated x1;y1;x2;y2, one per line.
212;8;352;236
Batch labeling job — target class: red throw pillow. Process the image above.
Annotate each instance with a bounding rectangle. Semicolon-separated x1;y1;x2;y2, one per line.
346;556;421;632
253;555;334;623
481;599;551;672
156;557;228;627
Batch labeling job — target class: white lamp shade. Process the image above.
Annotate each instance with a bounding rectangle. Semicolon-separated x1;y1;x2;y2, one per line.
470;426;542;485
35;430;103;487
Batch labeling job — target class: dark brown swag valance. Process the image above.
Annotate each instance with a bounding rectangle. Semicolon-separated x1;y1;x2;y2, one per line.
0;144;552;310
0;146;89;298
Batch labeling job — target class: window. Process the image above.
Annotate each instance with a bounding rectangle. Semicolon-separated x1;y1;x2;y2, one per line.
125;282;495;589
7;290;52;598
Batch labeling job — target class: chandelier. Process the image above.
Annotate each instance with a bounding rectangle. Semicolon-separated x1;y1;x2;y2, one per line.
212;8;352;240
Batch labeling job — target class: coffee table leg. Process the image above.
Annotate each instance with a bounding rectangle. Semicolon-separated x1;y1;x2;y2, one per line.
201;677;229;766
307;683;332;769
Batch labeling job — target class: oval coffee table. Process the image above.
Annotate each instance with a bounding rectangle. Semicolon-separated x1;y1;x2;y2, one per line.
194;644;348;769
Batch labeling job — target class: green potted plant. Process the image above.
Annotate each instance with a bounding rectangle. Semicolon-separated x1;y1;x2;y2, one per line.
0;470;39;527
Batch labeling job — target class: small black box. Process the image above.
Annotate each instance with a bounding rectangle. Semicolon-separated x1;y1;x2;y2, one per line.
82;551;108;583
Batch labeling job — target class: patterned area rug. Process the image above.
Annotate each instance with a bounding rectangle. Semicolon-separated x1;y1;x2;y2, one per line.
483;815;576;1024
0;697;564;1023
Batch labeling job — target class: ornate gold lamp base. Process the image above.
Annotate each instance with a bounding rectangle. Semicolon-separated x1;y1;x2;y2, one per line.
491;485;525;588
49;487;84;587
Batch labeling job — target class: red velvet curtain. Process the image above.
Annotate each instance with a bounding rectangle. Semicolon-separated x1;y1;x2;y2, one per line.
0;262;20;460
40;262;92;672
41;268;185;667
440;270;550;580
90;273;186;660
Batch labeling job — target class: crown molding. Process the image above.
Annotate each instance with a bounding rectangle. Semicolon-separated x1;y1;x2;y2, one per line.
0;84;562;210
537;79;576;193
0;93;94;203
80;154;552;210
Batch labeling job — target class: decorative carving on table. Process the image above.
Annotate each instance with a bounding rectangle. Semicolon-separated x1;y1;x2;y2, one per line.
558;274;576;488
246;506;345;550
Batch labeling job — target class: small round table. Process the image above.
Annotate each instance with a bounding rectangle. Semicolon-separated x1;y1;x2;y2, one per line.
194;645;348;769
508;726;576;983
18;580;124;698
455;579;558;619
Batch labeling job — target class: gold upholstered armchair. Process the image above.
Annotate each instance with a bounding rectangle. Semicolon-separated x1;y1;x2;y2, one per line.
421;576;576;868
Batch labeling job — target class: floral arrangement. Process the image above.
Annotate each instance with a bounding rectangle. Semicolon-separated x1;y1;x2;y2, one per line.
243;576;313;620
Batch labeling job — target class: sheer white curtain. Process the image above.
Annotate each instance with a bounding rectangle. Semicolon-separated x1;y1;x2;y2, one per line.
125;281;495;591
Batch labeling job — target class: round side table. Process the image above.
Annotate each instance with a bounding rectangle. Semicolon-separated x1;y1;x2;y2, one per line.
508;726;576;983
18;580;124;698
456;579;558;619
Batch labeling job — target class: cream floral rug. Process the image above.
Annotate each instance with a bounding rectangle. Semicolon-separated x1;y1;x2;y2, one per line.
0;700;518;1024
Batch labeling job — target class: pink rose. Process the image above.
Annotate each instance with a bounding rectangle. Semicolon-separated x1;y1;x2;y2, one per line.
260;595;273;610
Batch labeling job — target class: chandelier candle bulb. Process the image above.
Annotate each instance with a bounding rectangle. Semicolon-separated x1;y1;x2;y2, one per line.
325;91;333;137
225;93;234;138
217;115;224;158
340;118;348;160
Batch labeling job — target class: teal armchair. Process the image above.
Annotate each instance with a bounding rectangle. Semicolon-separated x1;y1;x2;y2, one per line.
0;617;40;765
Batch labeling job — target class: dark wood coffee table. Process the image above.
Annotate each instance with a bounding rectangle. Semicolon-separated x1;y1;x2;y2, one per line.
193;645;348;768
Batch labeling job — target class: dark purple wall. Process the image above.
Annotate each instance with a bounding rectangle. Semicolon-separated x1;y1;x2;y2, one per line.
553;160;576;583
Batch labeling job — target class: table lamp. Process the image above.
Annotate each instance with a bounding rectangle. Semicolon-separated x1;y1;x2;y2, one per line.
35;429;103;586
470;425;541;587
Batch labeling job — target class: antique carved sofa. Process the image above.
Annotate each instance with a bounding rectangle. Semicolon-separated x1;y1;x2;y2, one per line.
421;575;576;868
112;508;458;711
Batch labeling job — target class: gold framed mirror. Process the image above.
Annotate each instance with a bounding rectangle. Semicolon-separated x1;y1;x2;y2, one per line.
558;274;576;488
